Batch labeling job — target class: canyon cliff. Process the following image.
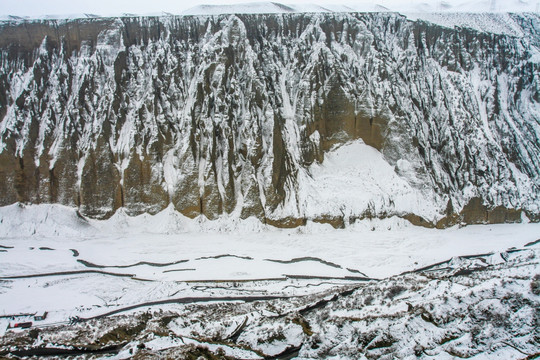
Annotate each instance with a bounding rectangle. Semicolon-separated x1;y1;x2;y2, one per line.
0;13;538;227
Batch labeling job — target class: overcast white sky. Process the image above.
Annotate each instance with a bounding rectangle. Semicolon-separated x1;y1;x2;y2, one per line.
0;0;537;17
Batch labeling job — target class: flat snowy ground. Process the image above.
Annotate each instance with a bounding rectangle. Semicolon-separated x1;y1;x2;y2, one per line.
0;203;538;338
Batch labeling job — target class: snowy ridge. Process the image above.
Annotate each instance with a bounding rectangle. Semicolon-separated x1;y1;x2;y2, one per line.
182;2;301;15
181;0;540;15
2;0;539;20
405;12;534;36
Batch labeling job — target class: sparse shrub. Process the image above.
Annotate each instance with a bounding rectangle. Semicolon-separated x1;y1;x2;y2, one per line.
264;329;286;343
385;285;406;299
531;274;540;295
414;344;424;356
470;325;482;341
365;333;396;350
292;316;314;336
182;344;233;360
309;334;322;349
158;315;177;327
28;328;40;340
364;295;374;306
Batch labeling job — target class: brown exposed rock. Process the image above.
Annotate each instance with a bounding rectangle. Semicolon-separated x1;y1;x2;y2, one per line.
435;197;523;228
201;165;223;220
239;171;265;220
49;144;79;207
0;150;18;206
267;113;288;211
487;205;521;223
14;150;37;204
307;83;385;152
122;151;168;216
0;19;116;64
402;214;435;228
312;215;345;229
171;155;201;219
79;136;123;219
266;216;307;228
461;197;489;224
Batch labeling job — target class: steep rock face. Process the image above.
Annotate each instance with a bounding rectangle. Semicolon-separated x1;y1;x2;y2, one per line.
0;13;538;225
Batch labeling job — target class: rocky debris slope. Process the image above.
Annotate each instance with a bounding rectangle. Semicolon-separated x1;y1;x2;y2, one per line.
1;246;538;359
0;13;538;227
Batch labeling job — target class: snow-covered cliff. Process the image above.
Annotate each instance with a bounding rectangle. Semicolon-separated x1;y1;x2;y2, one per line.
0;12;538;227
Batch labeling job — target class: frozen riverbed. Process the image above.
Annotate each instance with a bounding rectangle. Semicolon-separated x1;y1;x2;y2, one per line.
0;203;538;331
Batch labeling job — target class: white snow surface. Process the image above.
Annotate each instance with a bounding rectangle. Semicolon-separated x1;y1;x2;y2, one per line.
1;1;538;21
182;0;540;15
404;12;531;36
301;141;441;222
0;202;538;327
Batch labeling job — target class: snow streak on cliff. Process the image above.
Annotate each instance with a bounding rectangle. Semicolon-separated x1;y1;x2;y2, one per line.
0;13;538;226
